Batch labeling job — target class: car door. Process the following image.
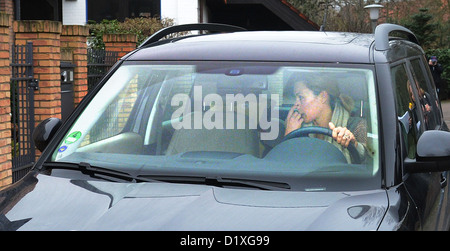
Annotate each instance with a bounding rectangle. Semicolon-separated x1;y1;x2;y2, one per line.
391;61;445;230
407;57;450;230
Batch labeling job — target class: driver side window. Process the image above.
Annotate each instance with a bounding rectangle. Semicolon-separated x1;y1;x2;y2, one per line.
392;64;421;159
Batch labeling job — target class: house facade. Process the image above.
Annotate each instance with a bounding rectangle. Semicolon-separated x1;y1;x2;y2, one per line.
17;0;318;30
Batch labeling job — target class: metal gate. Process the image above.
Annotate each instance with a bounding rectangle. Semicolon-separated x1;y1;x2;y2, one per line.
10;42;38;182
87;48;118;91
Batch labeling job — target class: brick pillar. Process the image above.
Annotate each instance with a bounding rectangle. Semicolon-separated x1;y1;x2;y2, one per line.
0;12;11;188
0;0;14;47
103;34;137;60
14;20;62;126
61;25;89;106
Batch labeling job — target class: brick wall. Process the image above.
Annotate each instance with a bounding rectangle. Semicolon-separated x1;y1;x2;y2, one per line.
103;33;137;60
0;12;11;187
11;24;138;129
0;19;140;188
0;0;14;46
61;25;89;106
14;20;62;126
0;0;13;14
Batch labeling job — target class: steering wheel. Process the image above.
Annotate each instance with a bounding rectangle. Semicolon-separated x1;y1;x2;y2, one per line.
283;126;361;163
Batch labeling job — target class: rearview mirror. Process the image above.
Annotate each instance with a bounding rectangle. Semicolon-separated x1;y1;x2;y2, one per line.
32;118;62;152
405;130;450;173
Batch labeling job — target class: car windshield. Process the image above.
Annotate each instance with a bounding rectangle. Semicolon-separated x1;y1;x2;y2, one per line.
51;61;380;191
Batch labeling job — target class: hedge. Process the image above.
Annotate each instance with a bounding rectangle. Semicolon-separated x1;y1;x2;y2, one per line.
87;17;176;49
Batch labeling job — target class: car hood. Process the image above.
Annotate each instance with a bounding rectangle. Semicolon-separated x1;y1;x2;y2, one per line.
1;172;389;231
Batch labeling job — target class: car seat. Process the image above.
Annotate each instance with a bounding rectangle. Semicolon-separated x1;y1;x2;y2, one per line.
165;78;261;157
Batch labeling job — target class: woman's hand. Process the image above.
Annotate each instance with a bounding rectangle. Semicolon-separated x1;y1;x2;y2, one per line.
285;104;304;136
329;122;357;148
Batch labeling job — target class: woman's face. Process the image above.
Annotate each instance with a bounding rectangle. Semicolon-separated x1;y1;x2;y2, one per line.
294;82;323;123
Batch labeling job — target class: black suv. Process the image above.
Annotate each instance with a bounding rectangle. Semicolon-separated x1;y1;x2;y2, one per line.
1;23;450;231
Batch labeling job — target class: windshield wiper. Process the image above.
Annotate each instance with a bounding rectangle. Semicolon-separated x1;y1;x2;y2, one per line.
41;162;153;183
41;162;291;190
137;175;291;190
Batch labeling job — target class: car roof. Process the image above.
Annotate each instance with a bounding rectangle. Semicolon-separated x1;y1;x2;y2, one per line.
126;31;377;64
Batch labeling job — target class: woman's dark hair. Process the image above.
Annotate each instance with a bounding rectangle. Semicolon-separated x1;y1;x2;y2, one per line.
287;72;354;112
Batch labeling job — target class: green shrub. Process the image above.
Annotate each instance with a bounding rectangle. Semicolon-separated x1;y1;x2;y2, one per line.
87;17;176;49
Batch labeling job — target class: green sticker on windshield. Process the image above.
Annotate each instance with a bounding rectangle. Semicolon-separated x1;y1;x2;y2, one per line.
65;131;82;144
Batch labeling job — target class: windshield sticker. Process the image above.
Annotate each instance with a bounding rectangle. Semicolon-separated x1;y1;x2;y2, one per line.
58;145;68;153
64;131;82;144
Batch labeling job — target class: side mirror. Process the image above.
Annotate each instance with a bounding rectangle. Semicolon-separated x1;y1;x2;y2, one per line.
32;118;62;152
405;130;450;173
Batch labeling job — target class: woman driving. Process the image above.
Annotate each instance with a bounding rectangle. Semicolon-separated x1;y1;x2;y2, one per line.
284;73;368;163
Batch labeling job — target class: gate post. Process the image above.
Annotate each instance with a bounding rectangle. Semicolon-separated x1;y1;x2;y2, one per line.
0;12;11;188
14;20;62;130
61;25;89;107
